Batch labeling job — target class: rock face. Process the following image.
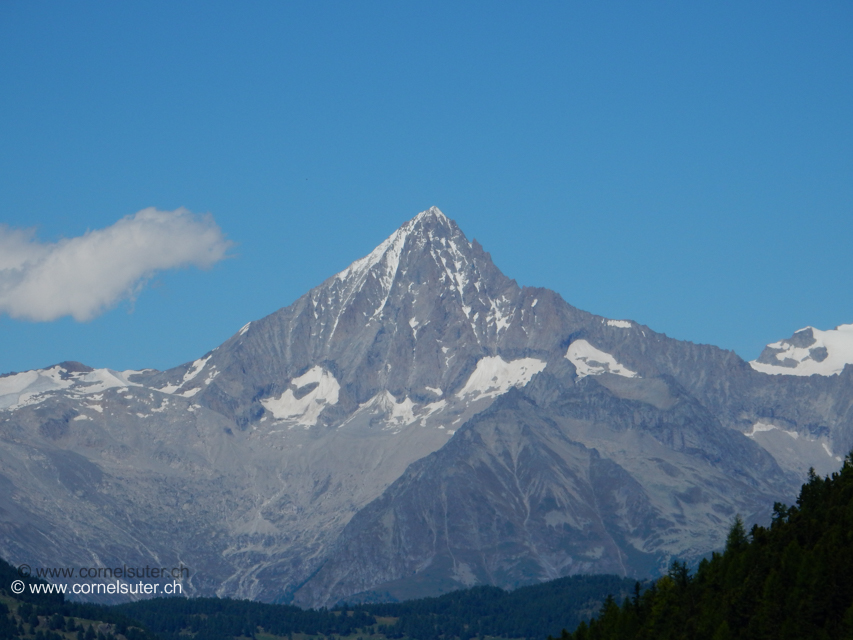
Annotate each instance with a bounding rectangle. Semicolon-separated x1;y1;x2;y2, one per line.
1;207;851;607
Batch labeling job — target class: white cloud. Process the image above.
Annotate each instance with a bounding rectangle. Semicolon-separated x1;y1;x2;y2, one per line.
0;207;231;322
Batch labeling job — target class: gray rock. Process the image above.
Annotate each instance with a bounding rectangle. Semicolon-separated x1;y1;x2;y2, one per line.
0;207;849;606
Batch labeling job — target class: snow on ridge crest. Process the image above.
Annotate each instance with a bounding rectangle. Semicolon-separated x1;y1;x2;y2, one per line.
0;364;142;410
566;340;638;380
605;319;632;328
750;323;853;376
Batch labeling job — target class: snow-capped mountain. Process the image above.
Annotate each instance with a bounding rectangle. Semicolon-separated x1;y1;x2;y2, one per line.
750;324;853;376
1;207;851;607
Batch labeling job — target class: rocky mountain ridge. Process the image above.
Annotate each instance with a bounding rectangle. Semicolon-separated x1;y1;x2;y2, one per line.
1;207;851;607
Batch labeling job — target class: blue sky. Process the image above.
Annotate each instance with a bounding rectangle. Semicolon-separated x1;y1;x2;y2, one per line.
1;1;851;374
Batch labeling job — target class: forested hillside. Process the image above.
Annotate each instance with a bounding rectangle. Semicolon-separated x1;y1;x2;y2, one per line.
1;554;632;640
117;574;635;640
557;454;853;639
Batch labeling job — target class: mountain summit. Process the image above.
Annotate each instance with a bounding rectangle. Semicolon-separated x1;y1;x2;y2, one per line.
171;206;579;432
750;323;853;376
325;206;515;340
1;208;850;606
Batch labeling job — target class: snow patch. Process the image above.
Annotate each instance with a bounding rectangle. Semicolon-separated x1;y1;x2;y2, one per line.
421;399;447;417
370;392;418;428
606;319;632;329
425;386;443;397
262;366;340;427
239;322;251;336
566;340;638;379
76;369;142;393
747;422;841;461
150;400;169;413
746;420;843;476
745;421;780;437
345;392;448;431
456;356;547;399
745;422;798;439
490;301;512;333
182;356;210;383
159;356;211;394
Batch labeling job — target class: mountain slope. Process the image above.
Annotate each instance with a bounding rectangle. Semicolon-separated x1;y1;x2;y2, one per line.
559;454;853;640
0;207;850;606
292;363;790;606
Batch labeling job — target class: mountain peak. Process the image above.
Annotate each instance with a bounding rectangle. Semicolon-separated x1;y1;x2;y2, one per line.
266;208;523;399
333;207;457;286
326;207;509;323
413;205;449;224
